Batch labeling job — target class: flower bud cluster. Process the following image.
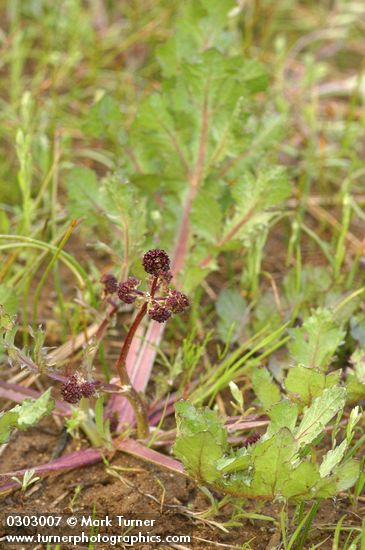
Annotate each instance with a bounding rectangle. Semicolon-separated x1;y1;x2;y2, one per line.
117;277;140;303
61;375;96;404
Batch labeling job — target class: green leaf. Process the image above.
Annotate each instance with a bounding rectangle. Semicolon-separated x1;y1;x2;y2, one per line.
283;265;331;310
281;462;321;500
191;190;222;243
266;400;298;438
350;313;365;346
346;373;365;404
83;95;123;139
66;167;101;227
0;390;54;443
100;175;147;257
347;406;361;443
294;387;346;448
0;410;19;444
285;365;340;406
315;460;359;497
14;389;54;429
157;0;237;77
174;401;227;446
215;288;248;342
0;285;19;315
173;401;227;482
333;460;360;492
288;309;345;370
252;368;281;410
249;428;297;497
222;168;291;246
319;440;347;478
174;432;225;482
216;448;250;474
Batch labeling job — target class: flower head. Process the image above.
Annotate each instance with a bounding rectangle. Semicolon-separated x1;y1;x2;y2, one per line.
61;375;83;404
166;290;190;314
148;303;171;323
142;249;170;276
100;273;118;295
118;277;140;304
80;381;96;398
159;270;173;284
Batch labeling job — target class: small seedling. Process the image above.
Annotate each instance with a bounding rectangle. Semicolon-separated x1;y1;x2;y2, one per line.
11;469;40;493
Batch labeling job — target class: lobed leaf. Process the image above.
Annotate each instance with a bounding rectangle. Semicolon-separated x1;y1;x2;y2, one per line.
285;365;340;406
288;309;345;370
294;387;346;448
0;389;54;444
252;368;281;410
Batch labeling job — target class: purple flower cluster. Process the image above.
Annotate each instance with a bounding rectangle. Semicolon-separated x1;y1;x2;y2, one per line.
100;249;189;324
142;248;171;275
117;277;140;304
100;273;118;295
61;375;96;404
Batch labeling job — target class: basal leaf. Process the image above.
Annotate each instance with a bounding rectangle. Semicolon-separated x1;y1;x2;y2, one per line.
333;460;360;492
173;432;225;482
350;313;365;346
222;168;290;246
252;368;281;410
345;374;365;404
294;387;346;448
285;365;340;406
288;309;345;370
281;462;321;500
249;428;297;497
174;401;227;447
315;460;359;497
216;448;250;474
266;400;298;438
100;174;147;258
156;0;236;77
173;401;227;482
350;349;365;384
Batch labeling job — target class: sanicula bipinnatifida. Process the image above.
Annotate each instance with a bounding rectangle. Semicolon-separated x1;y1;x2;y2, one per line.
60;249;189;439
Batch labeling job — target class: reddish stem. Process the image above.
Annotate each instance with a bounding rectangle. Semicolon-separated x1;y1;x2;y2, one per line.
115;303;148;380
113;276;158;439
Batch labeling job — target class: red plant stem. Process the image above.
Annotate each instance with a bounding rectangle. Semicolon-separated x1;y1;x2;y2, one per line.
115;303;148;378
172;84;209;274
113;276;158;439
